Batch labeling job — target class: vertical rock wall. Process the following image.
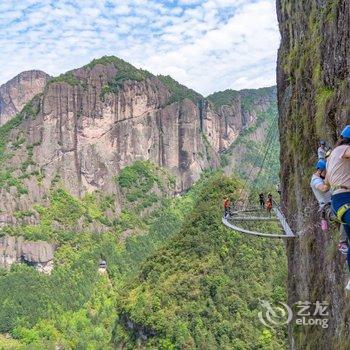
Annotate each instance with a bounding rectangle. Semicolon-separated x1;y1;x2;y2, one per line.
277;0;350;348
0;60;277;228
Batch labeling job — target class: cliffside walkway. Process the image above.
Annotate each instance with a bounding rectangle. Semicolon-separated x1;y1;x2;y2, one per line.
220;112;296;238
222;205;296;239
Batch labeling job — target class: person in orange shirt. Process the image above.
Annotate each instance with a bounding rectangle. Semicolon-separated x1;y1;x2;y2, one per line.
223;197;230;218
265;193;273;213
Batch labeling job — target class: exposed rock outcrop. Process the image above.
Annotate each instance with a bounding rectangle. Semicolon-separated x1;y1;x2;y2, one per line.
0;235;55;274
0;70;50;126
206;88;276;150
0;57;276;226
207;87;278;178
277;0;350;348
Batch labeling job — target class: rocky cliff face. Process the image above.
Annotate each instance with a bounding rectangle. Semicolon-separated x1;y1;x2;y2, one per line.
207;87;278;181
206;87;277;151
0;70;50;126
0;60;216;225
0;235;55;274
0;57;276;227
277;0;350;348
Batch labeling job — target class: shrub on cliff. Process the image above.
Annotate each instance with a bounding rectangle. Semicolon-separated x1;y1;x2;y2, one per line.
158;74;201;104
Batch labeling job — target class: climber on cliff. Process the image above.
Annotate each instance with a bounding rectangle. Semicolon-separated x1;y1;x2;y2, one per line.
259;193;265;209
324;125;350;291
317;140;327;160
310;159;348;254
223;197;230;219
310;159;330;205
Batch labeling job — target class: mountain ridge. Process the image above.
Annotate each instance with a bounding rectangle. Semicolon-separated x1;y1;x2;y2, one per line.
0;56;277;118
0;70;50;126
0;56;283;349
0;56;277;229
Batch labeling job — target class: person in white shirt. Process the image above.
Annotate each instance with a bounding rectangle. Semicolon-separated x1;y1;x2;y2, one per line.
317;140;327;160
310;159;348;254
310;159;331;205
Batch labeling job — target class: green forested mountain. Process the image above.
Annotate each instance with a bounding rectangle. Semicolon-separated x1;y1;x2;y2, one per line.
0;57;283;350
0;161;189;349
0;170;287;349
113;174;287;349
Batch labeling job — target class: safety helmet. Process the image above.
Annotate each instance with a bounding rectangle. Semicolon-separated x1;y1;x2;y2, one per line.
341;125;350;139
320;140;326;145
316;159;327;171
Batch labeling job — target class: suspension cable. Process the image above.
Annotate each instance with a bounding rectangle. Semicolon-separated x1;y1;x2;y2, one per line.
241;115;279;207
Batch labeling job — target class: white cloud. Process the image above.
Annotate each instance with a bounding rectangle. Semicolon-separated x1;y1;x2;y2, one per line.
0;0;280;95
112;4;131;15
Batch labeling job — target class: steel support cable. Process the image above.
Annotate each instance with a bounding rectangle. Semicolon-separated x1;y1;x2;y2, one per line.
224;118;296;238
243;116;278;186
241;116;279;207
252;121;279;187
253;125;279;194
247;116;278;187
239;116;277;182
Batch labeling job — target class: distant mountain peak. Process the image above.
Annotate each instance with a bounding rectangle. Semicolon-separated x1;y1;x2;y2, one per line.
0;70;50;126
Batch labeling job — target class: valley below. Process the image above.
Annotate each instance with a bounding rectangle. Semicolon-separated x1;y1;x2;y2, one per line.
0;57;286;349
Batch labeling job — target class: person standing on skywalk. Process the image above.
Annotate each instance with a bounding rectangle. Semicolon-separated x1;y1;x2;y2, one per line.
265;193;273;214
259;193;265;209
223;197;230;219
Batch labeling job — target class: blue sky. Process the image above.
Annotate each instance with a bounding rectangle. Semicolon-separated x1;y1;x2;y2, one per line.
0;0;280;95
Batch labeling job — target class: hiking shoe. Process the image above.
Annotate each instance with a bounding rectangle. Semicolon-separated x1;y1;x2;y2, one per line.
338;242;349;255
346;280;350;292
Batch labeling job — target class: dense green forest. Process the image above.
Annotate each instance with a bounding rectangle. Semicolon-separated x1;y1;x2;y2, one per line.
113;174;287;349
157;75;202;104
0;164;287;349
0;161;192;349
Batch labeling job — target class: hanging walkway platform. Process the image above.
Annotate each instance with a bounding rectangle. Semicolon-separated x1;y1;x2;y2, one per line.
273;207;295;237
222;205;296;239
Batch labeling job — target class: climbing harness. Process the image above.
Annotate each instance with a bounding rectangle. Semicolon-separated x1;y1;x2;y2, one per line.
331;185;350;192
336;203;350;223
